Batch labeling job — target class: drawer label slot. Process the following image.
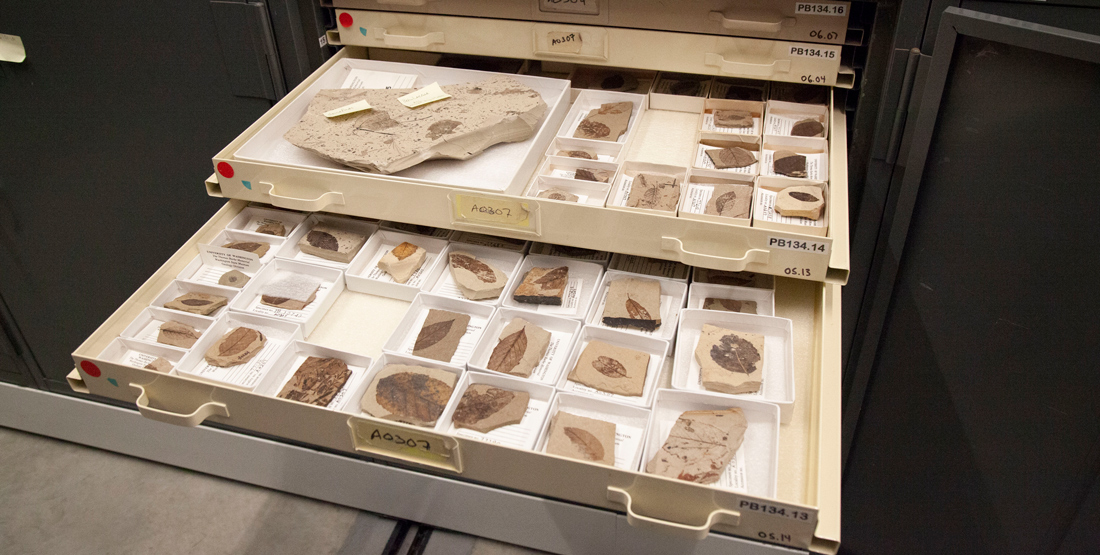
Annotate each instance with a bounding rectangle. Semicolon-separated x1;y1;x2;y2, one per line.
451;194;538;232
767;236;830;255
349;418;462;472
787;45;839;60
794;3;848;16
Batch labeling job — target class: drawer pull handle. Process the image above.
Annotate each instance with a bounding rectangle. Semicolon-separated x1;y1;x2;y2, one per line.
708;10;793;34
376;0;433;5
607;486;740;540
703;52;791;77
372;28;445;48
661;237;769;271
131;383;229;427
256;182;345;212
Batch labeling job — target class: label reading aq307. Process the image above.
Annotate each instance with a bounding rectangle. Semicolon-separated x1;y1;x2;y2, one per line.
795;3;847;16
788;46;838;59
768;236;829;254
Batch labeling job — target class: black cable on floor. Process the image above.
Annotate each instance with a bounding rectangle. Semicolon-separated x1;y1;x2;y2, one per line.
405;525;434;555
382;520;412;555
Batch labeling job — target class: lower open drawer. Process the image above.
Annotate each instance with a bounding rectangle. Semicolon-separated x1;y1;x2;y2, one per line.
69;200;840;553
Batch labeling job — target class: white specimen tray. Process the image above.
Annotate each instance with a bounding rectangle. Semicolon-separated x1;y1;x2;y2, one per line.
501;255;604;319
274;213;379;270
439;371;556;451
468;307;583;386
98;337;187;375
344;230;451;301
176;312;303;392
229;259;346;336
152;280;239;320
382;293;496;369
225;206;307;237
556;325;670;409
347;352;466;430
535;392;652;472
585;270;688;342
429;243;524;307
254;340;374;413
687;282;776;317
119;307;217;351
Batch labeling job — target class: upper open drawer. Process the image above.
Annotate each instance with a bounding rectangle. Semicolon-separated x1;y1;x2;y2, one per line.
211;49;849;284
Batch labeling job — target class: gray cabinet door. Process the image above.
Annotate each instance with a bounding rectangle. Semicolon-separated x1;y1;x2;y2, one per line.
843;8;1100;554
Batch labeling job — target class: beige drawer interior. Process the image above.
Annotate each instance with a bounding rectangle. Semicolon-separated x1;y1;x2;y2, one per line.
69;199;840;553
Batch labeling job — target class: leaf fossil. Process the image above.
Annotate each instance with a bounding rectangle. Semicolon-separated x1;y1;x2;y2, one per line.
592;355;628;379
533;266;568;290
219;328;261;356
486;328;527;374
710;333;761;375
625;296;652;320
789;191;820;202
714;191;739;215
414;319;455;352
450;253;497;283
307;230;339;251
564;427;605;461
181;299;212;306
375;372;452;423
452;387;516;426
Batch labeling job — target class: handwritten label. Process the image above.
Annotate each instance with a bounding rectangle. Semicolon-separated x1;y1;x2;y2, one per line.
453;194;533;230
398;82;452;108
768;236;830;254
324;99;372;118
539;0;599;15
795;2;847;16
198;245;263;273
788;45;839;60
547;31;583;54
350;419;459;470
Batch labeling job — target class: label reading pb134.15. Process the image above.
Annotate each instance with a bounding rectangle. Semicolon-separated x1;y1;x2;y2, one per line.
788;45;839;59
795;3;847;16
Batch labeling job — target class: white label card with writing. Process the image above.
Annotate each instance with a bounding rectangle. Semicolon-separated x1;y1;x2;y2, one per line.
795;3;847;16
398;82;452;108
767;236;829;254
324;100;372;118
199;245;263;273
341;69;418;90
547;31;583;54
788;45;840;60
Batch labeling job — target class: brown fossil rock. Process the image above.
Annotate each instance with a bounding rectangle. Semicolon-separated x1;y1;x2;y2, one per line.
298;224;367;263
713;110;753;128
218;270;251;288
157;321;201;349
773;150;807;178
774;185;825;220
557;149;597;160
545;411;616;466
513;266;569;306
412;309;471;363
601;278;662;331
360;364;456;427
573;102;632;142
485;318;551;377
706;147;756;170
693;269;774;289
537;188;579;202
448;251;507;300
704;183;754;219
255;222;287;236
222;241;270;258
568;340;649;397
702;297;758;314
378;241;427;284
626;173;680;212
277;356;351;407
452;384;530;433
204;327;266;368
694;324;764;395
164;292;227;316
790;118;825;138
646;408;747;485
144;357;174;374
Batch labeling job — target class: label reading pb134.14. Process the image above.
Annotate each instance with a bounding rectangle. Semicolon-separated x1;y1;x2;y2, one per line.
768;236;829;254
794;3;847;16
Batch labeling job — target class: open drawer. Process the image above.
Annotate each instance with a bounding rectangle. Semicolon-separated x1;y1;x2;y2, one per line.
69;199;841;553
210;48;850;284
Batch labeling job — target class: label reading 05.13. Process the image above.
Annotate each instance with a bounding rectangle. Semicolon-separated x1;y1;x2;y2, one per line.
788;45;838;60
768;236;829;255
794;3;847;16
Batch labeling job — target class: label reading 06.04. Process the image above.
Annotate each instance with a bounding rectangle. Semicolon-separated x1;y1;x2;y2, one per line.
788;46;838;60
794;3;847;16
768;236;829;255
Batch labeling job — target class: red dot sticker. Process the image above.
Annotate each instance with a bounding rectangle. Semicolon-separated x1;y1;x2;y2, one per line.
339;12;353;27
80;360;101;378
216;161;234;178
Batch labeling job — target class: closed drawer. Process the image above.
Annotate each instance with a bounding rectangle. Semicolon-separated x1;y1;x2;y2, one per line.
609;0;851;45
333;0;612;25
69;199;841;552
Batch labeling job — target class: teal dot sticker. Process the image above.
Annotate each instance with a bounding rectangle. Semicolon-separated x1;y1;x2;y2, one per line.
107;378;118;387
359;27;367;36
242;180;252;190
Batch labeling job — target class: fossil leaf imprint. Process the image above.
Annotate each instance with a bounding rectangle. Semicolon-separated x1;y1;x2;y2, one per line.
414;319;455;351
592;356;628;378
451;253;497;283
487;327;527;374
711;334;762;374
219;328;261;356
564;427;605;461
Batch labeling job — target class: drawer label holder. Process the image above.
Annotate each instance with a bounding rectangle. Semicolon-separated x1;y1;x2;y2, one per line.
794;3;848;16
451;193;539;234
348;418;463;473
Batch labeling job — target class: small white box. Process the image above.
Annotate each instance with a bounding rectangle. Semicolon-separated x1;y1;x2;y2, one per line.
152;280;239;319
229;259;345;336
763;100;829;139
347;351;466;430
642;389;779;496
382;293;496;368
752;177;830;238
120;307;217;350
709;77;767;102
556;325;670;408
758;136;829;183
429;243;524;307
676;170;755;227
501;255;604;320
650;72;710;112
98;337;187;375
693;137;761;176
700;99;765;138
557;89;646;145
672;309;795;423
537;155;620;183
691;268;775;289
606;162;688;215
379;221;454;239
468;307;583;385
275;213;379;269
535;392;652;471
437;371;556;450
253;340;373;413
545;137;623;163
449;231;530;253
528;242;612;266
526;175;611;207
177;311;303;391
177;255;257;288
226;206;307;237
687;282;776;317
608;254;691;282
586;270;688;342
344;231;451;301
200;229;284;269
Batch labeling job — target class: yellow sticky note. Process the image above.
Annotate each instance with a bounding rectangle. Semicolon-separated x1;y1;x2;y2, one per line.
324;99;372;118
398;82;452;108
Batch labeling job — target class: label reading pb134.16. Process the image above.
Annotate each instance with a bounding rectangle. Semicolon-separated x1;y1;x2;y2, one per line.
794;3;847;16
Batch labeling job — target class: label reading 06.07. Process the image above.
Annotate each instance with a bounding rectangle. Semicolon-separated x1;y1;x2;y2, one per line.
788;46;838;60
768;236;829;255
794;3;847;16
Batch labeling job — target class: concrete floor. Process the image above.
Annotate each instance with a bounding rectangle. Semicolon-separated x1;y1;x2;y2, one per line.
0;427;545;555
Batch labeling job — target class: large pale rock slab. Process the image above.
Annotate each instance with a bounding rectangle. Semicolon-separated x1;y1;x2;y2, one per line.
412;309;471;363
568;340;649;397
601;277;662;331
452;384;530;433
204;327;266;368
157;321;201;349
361;364;456;427
285;76;547;174
545;411;616;466
646;408;747;484
704;183;753;219
277;356;351;407
448;251;507;300
695;324;764;395
486;318;551;377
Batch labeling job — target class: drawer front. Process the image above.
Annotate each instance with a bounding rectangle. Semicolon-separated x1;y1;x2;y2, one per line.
212;49;849;283
70;199;840;551
333;0;613;25
609;0;850;45
334;10;844;85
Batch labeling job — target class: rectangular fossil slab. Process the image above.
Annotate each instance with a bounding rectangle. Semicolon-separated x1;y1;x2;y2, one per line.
601;277;662;331
361;364;456;427
285;76;548;174
646;408;747;485
486;318;551;378
626;173;680;212
412;309;471;363
260;272;323;311
695;324;765;395
157;321;201;349
298;224;367;263
568;340;649;397
164;293;227;316
378;241;427;284
573;101;632;142
704;183;754;219
775;185;825;220
513;266;569;306
702;297;758;314
452;384;530;433
277;356;352;407
204;327;266;368
545;411;616;466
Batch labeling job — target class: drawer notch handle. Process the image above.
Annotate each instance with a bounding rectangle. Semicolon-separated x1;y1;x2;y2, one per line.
372;28;446;48
704;52;791;77
708;10;794;34
256;182;345;212
131;383;229;427
661;237;769;271
607;486;741;540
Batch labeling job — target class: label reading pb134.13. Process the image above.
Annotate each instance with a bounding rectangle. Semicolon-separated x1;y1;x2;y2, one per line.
794;3;847;16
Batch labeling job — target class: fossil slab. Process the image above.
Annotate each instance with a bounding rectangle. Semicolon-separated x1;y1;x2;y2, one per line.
448;251;507;300
204;327;266;368
569;339;649;397
513;266;569;306
704;183;754;219
218;270;251;288
260;272;323;311
722;85;764;101
668;79;703;96
695;324;765;395
713;110;753;128
222;240;270;258
285;76;547;174
537;189;579;202
412;309;471;363
557;148;597;160
144;357;173;373
646;408;747;484
574;101;632;142
775;185;825;220
773;150;807;178
598;72;639;92
790;118;825;137
486;318;551;378
452;384;530;433
574;168;611;183
277;356;351;407
706;147;756;169
255;222;287;236
545;411;616;466
693;269;774;289
298;224;366;263
158;321;201;349
703;297;758;315
361;364;456;427
378;241;427;284
602;277;662;331
626;173;680;212
164;292;227;316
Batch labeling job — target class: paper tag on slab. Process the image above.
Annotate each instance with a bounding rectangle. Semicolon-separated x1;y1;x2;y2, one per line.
324;100;372;118
0;34;26;63
398;82;452;108
199;245;264;273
